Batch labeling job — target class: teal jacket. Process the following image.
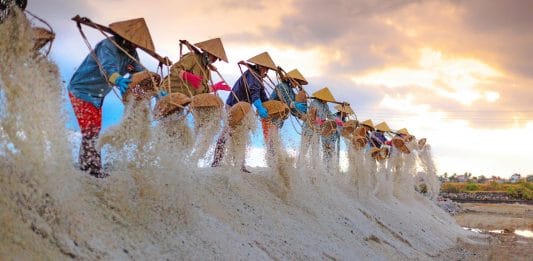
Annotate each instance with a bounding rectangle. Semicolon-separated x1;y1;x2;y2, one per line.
270;82;299;117
68;37;142;108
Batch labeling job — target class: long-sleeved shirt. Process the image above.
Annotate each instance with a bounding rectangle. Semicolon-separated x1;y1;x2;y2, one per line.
161;52;211;97
226;69;268;106
68;37;142;108
270;81;300;117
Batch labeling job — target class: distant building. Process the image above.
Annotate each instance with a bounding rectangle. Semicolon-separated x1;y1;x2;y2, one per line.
488;177;503;183
457;175;467;183
510;173;521;183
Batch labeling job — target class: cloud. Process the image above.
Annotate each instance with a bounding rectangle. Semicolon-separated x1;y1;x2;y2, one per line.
258;0;533;130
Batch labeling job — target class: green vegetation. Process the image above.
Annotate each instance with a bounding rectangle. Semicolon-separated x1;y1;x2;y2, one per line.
441;181;533;200
506;182;533;200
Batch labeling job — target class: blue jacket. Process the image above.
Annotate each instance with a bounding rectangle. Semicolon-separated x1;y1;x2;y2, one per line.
226;69;268;106
68;37;142;108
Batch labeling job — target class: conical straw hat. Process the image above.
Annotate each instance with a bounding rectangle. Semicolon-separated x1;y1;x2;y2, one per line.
397;128;409;135
334;104;354;115
194;38;228;62
286;69;308;85
247;52;276;70
375;122;391;132
360;119;374;129
312;87;336;102
109;18;155;52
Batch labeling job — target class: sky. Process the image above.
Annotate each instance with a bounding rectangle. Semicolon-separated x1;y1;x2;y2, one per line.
26;0;533;178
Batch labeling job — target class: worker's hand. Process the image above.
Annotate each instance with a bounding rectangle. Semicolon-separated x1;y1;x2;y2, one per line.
335;118;344;127
212;81;231;92
180;70;202;89
294;102;307;113
115;75;131;96
253;99;268;119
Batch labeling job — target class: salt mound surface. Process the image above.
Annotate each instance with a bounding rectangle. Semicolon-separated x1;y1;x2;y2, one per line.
0;11;475;260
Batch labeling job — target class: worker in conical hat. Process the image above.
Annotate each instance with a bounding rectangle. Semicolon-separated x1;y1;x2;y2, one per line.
159;37;230;100
212;52;277;172
271;68;309;120
390;127;413;154
334;103;354;129
67;17;155;178
333;102;355;168
301;87;338;171
370;121;391;148
360;119;375;132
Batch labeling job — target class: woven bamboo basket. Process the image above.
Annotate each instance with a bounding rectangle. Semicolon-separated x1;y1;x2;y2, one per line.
378;146;390;161
350;135;367;150
340;120;357;138
124;71;161;102
262;100;289;121
371;147;389;161
153;92;191;120
320;120;337;136
304;106;317;125
228;102;252;128
404;134;415;142
370;147;380;159
355;126;367;137
190;93;224;109
392;136;410;154
417;138;427;150
32;27;55;51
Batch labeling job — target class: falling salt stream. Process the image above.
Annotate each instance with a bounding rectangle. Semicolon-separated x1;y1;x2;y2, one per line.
190;107;222;163
1;12;488;259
